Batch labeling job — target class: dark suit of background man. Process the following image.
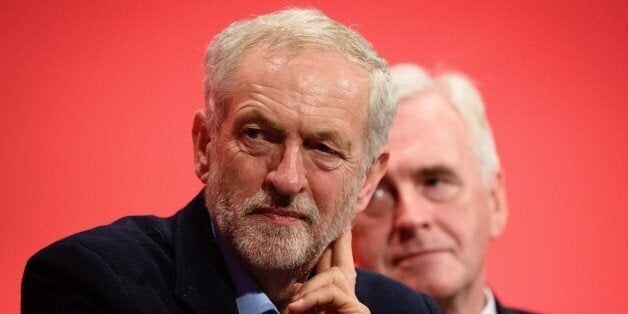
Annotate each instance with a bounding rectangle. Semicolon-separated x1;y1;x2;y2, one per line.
21;9;439;314
353;64;534;314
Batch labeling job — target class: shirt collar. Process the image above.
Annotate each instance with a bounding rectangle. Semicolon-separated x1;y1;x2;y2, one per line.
481;286;498;314
212;222;279;314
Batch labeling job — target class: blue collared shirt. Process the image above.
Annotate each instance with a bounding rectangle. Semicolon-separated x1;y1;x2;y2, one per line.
212;223;280;314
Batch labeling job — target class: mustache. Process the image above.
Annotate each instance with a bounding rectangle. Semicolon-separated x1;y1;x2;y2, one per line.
241;190;320;224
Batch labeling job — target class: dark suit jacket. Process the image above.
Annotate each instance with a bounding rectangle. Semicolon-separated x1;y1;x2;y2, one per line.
22;192;439;313
496;296;536;314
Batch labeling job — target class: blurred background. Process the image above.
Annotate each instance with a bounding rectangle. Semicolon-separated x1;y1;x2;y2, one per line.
1;1;626;312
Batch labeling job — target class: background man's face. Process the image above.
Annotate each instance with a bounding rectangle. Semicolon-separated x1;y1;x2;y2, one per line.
353;92;501;299
204;47;369;272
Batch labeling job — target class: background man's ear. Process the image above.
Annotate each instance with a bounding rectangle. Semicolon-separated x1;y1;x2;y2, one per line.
354;152;389;215
489;170;509;238
192;109;211;183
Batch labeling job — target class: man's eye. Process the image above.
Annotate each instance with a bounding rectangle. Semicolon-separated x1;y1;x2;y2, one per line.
421;176;459;202
308;142;342;170
244;128;264;140
239;128;274;155
314;143;335;154
425;177;442;187
373;187;387;199
364;186;395;218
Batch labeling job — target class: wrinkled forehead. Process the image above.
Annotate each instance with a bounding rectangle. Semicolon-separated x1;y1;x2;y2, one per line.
241;45;368;88
228;46;371;154
231;46;370;117
389;93;476;170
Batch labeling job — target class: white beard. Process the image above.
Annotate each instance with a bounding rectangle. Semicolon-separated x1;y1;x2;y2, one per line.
204;164;358;272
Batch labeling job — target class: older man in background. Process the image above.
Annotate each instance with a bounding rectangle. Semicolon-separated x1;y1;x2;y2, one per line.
353;64;532;314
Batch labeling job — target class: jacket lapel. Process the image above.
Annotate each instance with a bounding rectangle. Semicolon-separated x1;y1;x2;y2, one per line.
173;191;238;313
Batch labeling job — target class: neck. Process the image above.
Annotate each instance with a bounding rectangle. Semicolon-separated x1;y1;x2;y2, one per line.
437;276;487;314
211;221;317;311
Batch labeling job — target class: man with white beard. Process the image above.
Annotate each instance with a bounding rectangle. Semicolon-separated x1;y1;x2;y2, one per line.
22;9;439;314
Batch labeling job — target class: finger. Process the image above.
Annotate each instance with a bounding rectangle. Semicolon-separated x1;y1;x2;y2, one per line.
328;229;357;288
293;267;353;300
315;245;333;274
332;230;355;275
288;283;367;314
292;283;303;298
316;229;355;275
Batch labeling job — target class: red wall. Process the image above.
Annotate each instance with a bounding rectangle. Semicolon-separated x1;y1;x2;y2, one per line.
2;1;626;313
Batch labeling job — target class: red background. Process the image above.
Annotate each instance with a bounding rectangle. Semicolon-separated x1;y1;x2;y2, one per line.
1;1;626;313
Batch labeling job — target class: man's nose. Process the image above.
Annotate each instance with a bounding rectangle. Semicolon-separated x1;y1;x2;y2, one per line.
265;145;307;195
393;185;435;238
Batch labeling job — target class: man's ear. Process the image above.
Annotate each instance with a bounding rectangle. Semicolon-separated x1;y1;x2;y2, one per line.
354;151;389;215
489;170;509;238
192;109;211;183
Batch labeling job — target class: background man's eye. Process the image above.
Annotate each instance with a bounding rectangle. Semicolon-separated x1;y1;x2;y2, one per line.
421;176;459;202
365;186;395;217
425;178;441;186
373;188;386;199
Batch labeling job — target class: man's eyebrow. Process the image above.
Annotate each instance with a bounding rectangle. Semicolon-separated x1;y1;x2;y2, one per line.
308;130;353;152
418;165;462;183
234;110;282;132
234;109;353;152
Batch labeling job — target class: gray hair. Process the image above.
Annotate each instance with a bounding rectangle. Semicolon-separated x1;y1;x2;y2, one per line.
203;8;397;172
390;64;501;184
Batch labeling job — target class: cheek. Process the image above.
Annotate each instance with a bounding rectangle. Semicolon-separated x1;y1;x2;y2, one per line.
220;144;271;185
439;202;492;257
305;166;349;212
438;192;484;233
352;217;391;265
461;196;495;242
